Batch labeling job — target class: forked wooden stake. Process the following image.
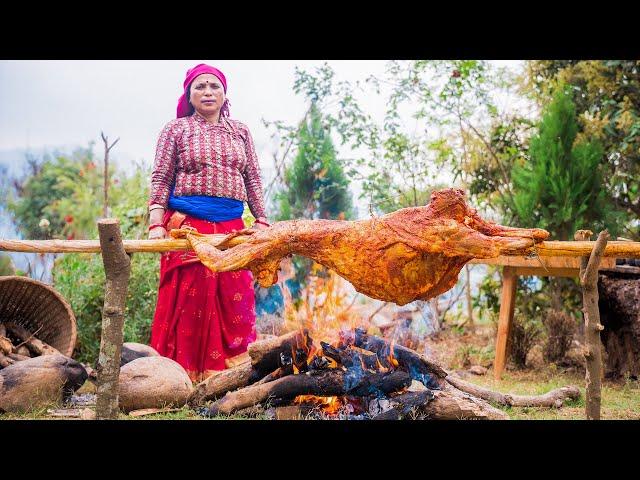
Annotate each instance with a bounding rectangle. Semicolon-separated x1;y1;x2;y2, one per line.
95;219;131;419
574;229;609;420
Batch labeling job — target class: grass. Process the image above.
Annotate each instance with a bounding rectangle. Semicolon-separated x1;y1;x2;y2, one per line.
464;367;640;420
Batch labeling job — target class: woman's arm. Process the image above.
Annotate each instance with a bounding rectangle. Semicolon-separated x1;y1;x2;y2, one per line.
239;123;268;224
148;121;178;238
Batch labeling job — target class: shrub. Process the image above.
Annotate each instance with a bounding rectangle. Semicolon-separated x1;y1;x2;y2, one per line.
53;251;159;365
509;314;543;369
542;309;576;363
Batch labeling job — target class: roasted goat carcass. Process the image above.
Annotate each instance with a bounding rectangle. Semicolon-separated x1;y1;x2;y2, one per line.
171;188;549;305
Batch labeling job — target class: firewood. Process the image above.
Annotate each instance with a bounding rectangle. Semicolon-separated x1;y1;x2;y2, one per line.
8;353;31;362
420;383;509;420
0;354;88;413
15;346;31;357
446;375;580;408
206;369;412;416
4;322;60;356
0;335;13;356
321;342;379;370
372;390;435;420
349;329;447;387
248;330;309;373
187;362;264;406
0;353;15;368
253;364;294;386
225;351;251;369
0;324;6;337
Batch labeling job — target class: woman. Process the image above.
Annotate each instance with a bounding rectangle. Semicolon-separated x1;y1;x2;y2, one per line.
147;63;270;382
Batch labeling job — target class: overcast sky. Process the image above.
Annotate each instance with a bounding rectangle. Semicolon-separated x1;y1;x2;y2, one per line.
0;61;395;176
0;60;524;214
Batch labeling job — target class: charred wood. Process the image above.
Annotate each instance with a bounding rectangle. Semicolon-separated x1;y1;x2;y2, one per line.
206;369;411;416
350;328;447;387
372;390;435;420
248;330;310;373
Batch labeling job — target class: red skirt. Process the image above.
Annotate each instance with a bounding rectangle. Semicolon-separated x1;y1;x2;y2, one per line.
149;211;257;382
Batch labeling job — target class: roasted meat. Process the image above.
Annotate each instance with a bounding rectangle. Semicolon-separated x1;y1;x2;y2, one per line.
171;188;549;305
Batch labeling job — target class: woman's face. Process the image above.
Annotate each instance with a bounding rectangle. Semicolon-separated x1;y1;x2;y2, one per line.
189;74;225;118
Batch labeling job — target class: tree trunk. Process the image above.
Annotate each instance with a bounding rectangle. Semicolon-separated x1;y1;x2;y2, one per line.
465;264;474;328
95;219;131;419
575;229;609;420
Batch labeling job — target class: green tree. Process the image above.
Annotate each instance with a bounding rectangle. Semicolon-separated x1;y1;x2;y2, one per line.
508;86;621;241
272;102;354;292
0;253;15;276
275;102;353;221
526;60;640;236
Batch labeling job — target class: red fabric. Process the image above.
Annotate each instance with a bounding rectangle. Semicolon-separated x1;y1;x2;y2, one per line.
150;212;256;382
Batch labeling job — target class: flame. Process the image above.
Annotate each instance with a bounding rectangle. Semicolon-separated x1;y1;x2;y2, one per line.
280;264;370;360
294;395;343;415
388;339;399;368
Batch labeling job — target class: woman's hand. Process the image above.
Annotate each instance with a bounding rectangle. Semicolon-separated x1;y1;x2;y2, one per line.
148;226;168;239
252;217;271;231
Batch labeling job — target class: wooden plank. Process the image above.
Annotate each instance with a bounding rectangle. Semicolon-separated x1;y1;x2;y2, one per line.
469;256;616;269
493;267;518;381
514;267;580;278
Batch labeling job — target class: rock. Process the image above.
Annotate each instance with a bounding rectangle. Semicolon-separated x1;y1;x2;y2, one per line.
0;354;88;413
468;365;488;376
118;356;193;412
120;342;161;366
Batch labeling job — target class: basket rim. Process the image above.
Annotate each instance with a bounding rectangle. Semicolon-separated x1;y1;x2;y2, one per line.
0;275;77;357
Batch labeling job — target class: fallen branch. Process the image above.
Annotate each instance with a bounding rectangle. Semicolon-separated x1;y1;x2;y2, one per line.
446;375;580;408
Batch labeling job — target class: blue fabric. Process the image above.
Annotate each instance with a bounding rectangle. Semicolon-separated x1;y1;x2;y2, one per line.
168;192;244;222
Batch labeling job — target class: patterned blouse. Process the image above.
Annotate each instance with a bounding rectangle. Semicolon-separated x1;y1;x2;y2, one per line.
149;113;267;219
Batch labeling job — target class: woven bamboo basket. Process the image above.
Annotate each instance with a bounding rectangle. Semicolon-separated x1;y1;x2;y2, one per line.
0;276;77;357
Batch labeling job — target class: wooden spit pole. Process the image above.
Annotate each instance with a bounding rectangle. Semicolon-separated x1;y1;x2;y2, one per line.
3;237;640;258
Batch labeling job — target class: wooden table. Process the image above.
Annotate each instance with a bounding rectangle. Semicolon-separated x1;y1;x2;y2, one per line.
468;255;617;380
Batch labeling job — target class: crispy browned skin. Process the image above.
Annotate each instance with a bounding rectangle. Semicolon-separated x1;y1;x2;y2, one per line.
171;188;549;305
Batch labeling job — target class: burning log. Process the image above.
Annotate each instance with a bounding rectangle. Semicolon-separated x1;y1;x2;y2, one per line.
4;322;60;356
320;342;380;371
0;354;88;413
421;384;510;420
349;328;447;388
206;369;412;416
187;362;264;406
248;330;309;373
445;375;580;408
372;391;435;420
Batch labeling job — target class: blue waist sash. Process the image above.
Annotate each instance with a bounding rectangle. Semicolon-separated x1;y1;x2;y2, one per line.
168;193;244;222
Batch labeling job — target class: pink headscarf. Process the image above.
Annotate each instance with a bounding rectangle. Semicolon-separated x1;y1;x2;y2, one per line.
176;63;230;118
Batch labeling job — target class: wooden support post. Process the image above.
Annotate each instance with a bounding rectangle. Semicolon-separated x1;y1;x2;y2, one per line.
95;219;131;419
575;229;609;420
494;266;518;380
